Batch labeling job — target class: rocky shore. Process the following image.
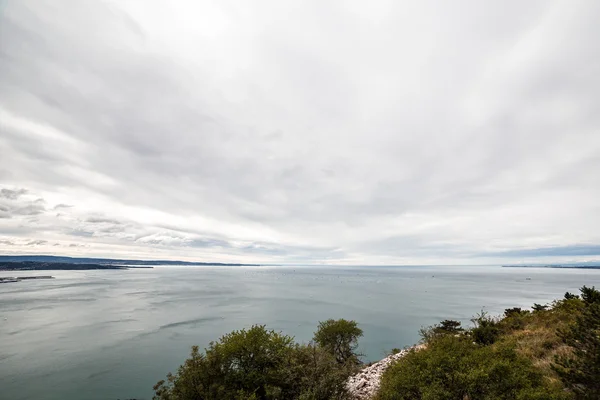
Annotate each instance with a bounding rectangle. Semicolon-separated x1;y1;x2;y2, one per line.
346;345;424;399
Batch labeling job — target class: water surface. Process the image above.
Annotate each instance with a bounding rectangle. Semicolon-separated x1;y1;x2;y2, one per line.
1;265;599;400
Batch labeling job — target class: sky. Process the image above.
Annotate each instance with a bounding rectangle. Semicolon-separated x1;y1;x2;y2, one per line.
0;0;599;265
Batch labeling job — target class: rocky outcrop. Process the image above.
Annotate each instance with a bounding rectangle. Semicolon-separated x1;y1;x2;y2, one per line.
346;345;424;399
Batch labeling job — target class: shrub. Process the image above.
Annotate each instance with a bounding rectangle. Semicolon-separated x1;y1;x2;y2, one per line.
154;323;360;400
471;311;500;345
153;325;297;400
376;335;569;400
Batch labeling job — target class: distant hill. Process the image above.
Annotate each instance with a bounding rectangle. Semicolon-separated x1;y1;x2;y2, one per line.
0;255;260;266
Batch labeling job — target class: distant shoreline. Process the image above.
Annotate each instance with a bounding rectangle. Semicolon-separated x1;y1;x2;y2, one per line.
502;265;600;269
0;255;261;267
0;261;133;271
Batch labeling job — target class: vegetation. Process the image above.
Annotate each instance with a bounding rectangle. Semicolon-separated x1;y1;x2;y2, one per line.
553;287;600;399
377;335;566;400
154;287;600;400
313;319;363;365
377;286;600;400
153;320;362;400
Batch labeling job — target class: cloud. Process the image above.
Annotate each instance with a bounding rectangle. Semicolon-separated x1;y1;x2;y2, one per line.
0;188;47;219
86;217;123;225
53;204;73;210
0;1;599;264
0;188;27;200
24;239;48;246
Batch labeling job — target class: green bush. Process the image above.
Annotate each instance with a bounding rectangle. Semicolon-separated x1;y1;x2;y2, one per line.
153;322;359;400
470;311;500;345
153;325;298;400
376;335;569;400
501;308;530;331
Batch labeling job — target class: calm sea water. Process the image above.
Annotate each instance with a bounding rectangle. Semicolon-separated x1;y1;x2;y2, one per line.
1;265;599;400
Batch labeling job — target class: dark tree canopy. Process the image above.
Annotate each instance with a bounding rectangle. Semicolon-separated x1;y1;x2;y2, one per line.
153;323;360;400
434;319;463;334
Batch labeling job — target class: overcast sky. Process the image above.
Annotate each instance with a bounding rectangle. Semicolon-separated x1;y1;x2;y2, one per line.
1;0;599;265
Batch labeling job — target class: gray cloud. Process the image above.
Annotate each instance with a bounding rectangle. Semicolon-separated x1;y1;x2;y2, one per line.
24;239;48;246
13;204;46;216
53;204;73;210
86;217;123;225
0;1;599;264
0;188;47;219
0;188;27;200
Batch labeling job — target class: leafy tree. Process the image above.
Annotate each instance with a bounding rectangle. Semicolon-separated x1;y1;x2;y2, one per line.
154;324;357;400
553;286;600;399
313;319;363;365
532;303;548;312
289;344;353;400
153;325;297;400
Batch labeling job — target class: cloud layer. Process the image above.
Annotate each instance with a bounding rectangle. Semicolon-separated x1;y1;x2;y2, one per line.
1;0;599;264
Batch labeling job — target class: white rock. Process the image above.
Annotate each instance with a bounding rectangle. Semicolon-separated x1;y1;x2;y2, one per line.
345;345;424;399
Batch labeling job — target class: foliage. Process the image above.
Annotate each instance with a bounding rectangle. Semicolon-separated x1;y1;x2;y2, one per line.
153;325;297;400
433;319;463;334
376;335;569;400
564;292;579;300
153;288;600;400
313;319;363;365
154;323;358;400
380;290;590;400
580;285;600;305
501;308;530;330
470;311;500;345
504;307;528;317
553;286;600;399
290;344;354;400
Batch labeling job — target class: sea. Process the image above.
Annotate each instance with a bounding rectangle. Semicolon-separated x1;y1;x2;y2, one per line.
1;265;599;400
